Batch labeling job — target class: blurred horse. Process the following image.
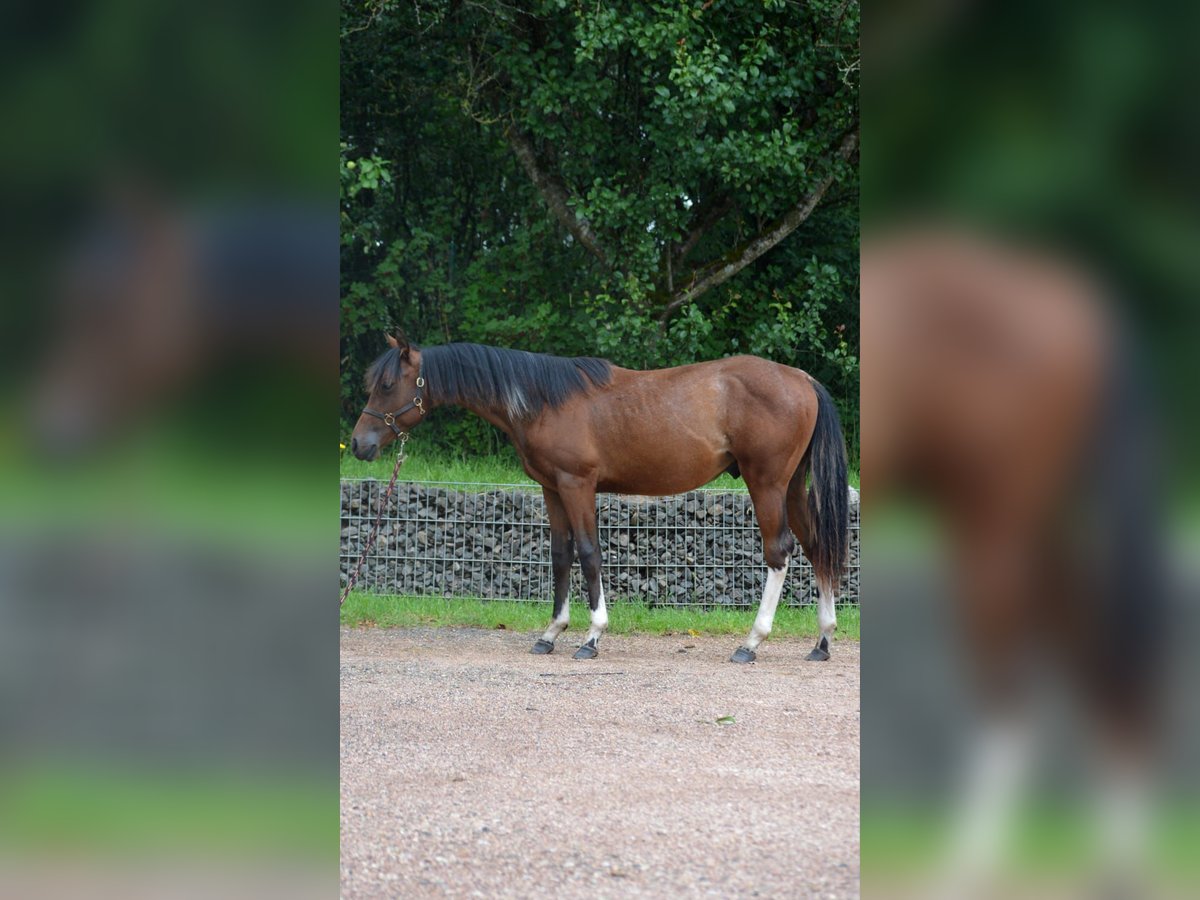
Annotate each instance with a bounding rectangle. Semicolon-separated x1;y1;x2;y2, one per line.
862;228;1163;891
30;186;335;452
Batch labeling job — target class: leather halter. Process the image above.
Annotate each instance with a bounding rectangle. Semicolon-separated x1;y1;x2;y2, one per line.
362;364;427;437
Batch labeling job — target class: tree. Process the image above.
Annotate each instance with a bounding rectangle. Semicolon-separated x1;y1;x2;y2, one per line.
341;0;859;458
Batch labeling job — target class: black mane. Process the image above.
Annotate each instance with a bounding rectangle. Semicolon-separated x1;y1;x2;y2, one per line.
366;342;613;420
364;347;405;392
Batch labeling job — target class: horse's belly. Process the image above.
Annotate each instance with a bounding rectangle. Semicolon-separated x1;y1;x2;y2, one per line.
597;445;729;496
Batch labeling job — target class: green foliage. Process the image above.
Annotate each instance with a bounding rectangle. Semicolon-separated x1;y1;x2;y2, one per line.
341;0;858;459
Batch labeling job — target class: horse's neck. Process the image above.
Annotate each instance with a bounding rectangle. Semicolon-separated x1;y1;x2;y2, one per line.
442;396;521;440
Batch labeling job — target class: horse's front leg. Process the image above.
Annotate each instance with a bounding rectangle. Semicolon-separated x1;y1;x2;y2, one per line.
572;528;607;659
531;489;573;654
557;481;606;660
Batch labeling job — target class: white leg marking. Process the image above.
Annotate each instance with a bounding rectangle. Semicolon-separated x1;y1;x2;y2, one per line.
1092;753;1152;890
816;577;837;648
745;559;789;651
583;578;607;645
540;595;570;644
934;716;1034;899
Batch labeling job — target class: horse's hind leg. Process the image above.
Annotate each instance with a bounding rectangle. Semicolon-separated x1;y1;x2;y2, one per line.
531;488;573;654
787;465;837;661
806;580;837;662
731;484;794;663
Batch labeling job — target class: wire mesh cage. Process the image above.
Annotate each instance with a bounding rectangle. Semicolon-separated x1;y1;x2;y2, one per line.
340;480;859;608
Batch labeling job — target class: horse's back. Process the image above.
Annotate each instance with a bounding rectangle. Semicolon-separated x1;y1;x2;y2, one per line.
529;355;819;495
603;355;815;429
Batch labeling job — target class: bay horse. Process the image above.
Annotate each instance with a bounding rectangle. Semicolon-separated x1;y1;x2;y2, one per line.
349;331;849;663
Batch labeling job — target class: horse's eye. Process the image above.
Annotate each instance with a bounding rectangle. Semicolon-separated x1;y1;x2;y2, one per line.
381;381;394;392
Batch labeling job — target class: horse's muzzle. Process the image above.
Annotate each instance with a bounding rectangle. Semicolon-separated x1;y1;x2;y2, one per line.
350;435;379;461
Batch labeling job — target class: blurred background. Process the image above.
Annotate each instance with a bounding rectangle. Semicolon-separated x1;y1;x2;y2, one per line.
862;0;1199;896
0;2;337;897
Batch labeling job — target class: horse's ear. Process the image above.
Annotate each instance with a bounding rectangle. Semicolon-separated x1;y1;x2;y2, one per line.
385;329;411;360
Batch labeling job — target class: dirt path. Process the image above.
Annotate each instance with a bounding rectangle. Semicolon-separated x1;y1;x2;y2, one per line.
341;627;859;898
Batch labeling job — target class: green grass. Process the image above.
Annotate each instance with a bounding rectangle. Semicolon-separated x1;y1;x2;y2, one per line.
0;433;330;550
0;762;335;858
340;448;537;484
340;592;860;640
862;803;1200;878
340;445;859;491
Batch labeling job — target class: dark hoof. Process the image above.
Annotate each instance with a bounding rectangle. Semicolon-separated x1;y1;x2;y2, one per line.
805;637;830;661
530;639;555;655
573;639;598;660
730;647;756;664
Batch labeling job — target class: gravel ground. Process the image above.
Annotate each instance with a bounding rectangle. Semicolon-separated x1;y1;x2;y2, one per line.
341;627;859;898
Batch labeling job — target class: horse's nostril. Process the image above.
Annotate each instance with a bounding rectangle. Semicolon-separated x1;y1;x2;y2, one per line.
351;437;358;454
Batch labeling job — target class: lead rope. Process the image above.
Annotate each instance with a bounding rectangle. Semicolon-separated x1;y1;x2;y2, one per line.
339;433;409;608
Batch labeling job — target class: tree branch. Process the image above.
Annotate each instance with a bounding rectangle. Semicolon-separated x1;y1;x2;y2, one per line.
673;192;733;268
658;129;858;327
503;124;610;267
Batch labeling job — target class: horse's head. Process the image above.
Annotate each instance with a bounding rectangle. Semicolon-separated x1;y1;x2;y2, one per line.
350;329;427;460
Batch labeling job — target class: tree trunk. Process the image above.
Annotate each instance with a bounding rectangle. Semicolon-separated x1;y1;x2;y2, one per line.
504;124;610;268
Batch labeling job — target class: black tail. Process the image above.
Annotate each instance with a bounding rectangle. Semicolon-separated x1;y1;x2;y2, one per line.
1088;339;1164;727
806;380;849;589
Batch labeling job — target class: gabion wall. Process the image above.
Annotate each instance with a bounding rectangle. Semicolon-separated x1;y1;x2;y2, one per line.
340;481;860;608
